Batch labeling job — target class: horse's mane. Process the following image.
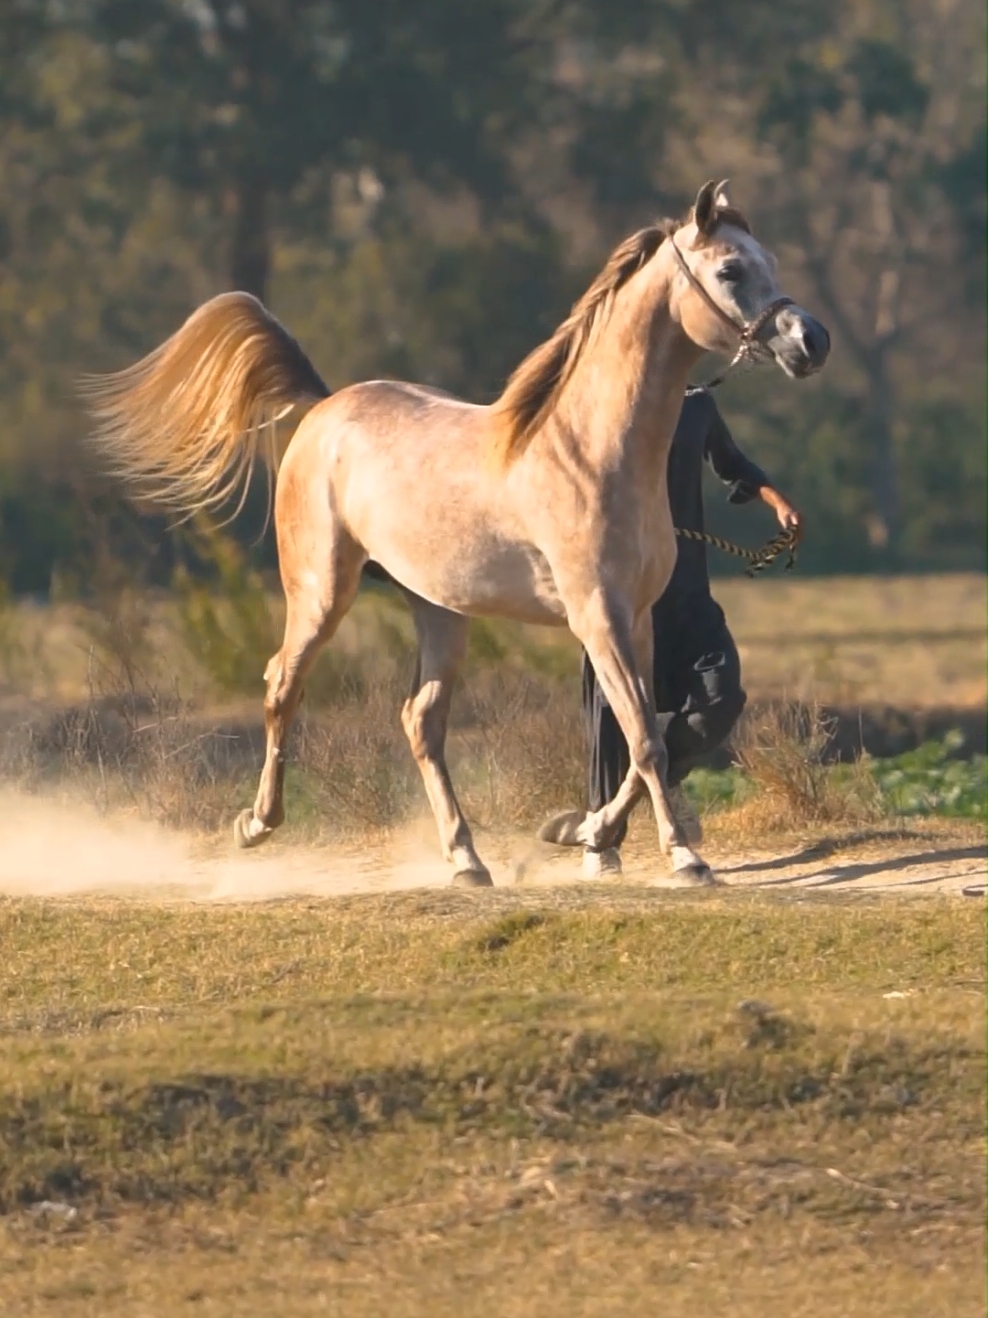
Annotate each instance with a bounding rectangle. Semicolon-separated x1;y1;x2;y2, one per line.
489;204;750;467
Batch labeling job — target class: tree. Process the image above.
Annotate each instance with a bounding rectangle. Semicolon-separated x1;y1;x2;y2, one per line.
92;0;547;301
0;0;982;591
751;0;985;556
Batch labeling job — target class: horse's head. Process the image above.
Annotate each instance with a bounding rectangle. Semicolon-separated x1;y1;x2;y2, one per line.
669;180;830;380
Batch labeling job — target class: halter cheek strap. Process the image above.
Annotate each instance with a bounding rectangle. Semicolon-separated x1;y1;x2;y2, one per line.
669;237;794;391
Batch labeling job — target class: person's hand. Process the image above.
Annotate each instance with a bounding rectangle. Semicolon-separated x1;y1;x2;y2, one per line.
775;499;803;543
760;487;804;543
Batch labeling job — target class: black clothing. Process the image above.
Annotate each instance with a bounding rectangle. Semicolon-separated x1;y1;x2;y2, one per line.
582;390;766;839
655;388;769;616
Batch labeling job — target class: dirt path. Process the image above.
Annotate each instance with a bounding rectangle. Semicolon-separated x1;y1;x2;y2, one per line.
0;790;983;902
663;839;985;896
514;833;986;897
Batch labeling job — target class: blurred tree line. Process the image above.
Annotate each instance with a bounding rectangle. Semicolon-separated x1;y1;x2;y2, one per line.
0;0;983;595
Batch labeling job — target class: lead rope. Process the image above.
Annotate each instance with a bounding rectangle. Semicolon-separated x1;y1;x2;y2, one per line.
674;524;799;579
676;374;798;577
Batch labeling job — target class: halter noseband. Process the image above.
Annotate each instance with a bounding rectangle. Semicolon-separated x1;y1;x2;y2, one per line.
669;237;794;392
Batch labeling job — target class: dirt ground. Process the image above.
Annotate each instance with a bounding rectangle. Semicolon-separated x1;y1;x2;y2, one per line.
0;790;982;903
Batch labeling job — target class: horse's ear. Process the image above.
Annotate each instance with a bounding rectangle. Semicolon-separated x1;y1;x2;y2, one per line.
714;178;731;209
693;180;719;236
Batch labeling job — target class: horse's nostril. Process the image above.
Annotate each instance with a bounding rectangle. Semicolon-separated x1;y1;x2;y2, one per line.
805;318;831;363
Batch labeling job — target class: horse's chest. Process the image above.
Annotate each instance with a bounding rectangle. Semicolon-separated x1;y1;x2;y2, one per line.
632;521;678;611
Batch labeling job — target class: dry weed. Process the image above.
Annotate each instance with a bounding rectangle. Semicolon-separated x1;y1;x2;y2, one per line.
289;667;586;839
452;670;585;830
8;566;948;851
0;639;588;843
729;700;882;832
292;672;419;834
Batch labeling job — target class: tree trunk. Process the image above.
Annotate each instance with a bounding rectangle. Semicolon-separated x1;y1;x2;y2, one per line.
229;172;270;301
863;346;899;556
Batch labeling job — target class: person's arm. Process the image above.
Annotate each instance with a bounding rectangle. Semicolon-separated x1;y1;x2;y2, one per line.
704;401;804;541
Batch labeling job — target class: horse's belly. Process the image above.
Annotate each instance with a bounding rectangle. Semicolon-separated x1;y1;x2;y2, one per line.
457;548;568;625
385;539;568;626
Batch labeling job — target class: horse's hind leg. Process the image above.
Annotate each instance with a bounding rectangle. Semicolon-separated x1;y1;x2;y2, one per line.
401;593;492;888
234;540;362;849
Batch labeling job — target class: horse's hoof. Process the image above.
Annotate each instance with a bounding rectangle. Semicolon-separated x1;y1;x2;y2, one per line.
233;809;271;850
582;848;623;879
537;809;584;847
670;861;718;888
452;867;494;889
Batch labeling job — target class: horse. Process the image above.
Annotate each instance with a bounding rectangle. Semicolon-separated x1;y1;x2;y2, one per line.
82;180;830;887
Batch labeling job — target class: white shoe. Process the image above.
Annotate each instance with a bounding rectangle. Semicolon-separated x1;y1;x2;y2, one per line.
669;785;703;846
582;847;622;879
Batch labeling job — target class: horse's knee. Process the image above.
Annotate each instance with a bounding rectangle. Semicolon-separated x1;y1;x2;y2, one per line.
400;696;415;736
263;652;282;689
630;733;669;780
264;652;299;721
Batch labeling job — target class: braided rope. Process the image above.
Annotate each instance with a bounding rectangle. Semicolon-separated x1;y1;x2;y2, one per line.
675;525;799;578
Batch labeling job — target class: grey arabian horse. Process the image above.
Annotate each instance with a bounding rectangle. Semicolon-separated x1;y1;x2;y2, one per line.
82;181;830;887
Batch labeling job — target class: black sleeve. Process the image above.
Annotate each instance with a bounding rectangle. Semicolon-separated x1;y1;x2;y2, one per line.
703;399;771;505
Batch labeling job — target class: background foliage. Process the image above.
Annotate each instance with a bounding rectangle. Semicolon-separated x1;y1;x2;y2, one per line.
0;0;984;594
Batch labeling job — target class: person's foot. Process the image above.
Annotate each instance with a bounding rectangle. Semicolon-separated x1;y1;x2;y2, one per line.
582;847;623;879
669;784;703;846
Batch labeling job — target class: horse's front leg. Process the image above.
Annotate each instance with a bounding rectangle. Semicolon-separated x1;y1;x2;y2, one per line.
574;608;653;850
570;599;714;885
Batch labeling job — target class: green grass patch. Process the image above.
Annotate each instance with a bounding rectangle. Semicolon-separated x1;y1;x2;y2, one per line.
683;734;987;821
866;731;987;819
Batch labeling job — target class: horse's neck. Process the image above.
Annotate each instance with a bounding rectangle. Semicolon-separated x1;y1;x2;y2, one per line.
555;255;701;488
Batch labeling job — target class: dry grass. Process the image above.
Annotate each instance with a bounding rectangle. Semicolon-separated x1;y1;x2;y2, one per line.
725;701;883;836
0;890;983;1317
0;569;984;858
717;572;987;709
0;639;976;860
0;655;588;844
2;573;985;709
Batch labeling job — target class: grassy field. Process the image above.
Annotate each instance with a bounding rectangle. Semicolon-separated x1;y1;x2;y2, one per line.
717;573;987;709
2;572;986;710
0;570;984;1314
0;889;984;1317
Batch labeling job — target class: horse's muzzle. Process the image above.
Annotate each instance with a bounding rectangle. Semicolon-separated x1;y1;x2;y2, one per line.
771;308;831;378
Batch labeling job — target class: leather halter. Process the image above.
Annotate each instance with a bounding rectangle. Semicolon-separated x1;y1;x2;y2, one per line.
669;236;795;392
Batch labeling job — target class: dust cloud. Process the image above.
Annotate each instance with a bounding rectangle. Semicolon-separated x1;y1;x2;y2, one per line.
0;789;982;900
0;790;475;902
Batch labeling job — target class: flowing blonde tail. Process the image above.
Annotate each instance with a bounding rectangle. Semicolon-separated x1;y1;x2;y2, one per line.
80;292;331;522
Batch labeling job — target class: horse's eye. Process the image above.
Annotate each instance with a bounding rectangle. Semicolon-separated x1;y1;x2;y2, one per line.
718;262;744;284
